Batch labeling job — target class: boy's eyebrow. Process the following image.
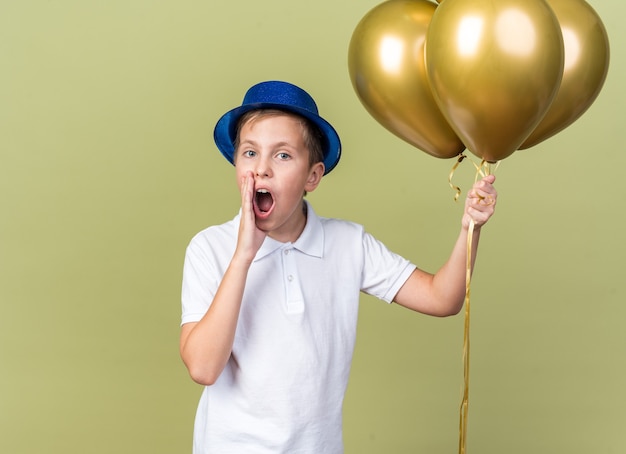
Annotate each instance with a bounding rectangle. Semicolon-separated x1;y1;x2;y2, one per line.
238;139;299;150
236;139;260;151
271;141;298;150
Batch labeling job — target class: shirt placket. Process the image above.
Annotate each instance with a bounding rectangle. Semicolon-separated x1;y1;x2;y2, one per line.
282;246;304;314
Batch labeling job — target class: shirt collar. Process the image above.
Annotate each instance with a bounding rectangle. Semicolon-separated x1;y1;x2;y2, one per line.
293;200;324;258
242;200;324;261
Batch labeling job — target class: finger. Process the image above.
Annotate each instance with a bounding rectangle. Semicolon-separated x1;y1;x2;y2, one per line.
469;182;497;205
467;194;496;211
467;205;493;225
474;193;496;206
473;180;496;196
241;172;254;210
240;172;248;200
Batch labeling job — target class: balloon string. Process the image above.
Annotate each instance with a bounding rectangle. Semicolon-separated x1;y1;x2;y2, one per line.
448;153;467;201
470;158;500;180
458;217;474;454
458;159;494;454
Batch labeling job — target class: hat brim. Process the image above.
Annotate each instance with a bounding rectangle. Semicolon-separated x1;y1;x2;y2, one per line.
214;102;341;175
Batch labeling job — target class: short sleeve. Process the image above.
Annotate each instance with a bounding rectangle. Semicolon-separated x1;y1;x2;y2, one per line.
360;231;417;303
181;235;219;325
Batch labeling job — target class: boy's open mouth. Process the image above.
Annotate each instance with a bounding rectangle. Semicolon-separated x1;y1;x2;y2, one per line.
255;189;274;215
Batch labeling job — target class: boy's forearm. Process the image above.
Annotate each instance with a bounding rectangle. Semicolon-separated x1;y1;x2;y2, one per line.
432;226;481;313
393;225;482;316
180;257;251;385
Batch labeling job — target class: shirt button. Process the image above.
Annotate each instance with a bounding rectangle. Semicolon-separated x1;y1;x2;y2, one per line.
287;275;294;282
284;249;290;255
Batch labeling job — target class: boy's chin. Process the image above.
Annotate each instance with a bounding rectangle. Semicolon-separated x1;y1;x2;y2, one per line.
254;217;272;231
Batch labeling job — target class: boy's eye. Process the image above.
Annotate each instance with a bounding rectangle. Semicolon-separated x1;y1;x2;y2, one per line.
277;152;290;160
243;150;256;158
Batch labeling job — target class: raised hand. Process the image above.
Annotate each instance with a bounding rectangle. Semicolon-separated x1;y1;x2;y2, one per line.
463;174;497;230
235;171;267;264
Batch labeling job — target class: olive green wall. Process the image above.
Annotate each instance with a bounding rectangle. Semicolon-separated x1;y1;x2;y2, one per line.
1;1;623;453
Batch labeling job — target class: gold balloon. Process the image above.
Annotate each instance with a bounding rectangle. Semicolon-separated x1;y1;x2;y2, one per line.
520;0;610;149
348;0;464;159
425;0;564;162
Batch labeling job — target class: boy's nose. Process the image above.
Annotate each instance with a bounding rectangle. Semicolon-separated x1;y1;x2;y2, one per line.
255;160;271;177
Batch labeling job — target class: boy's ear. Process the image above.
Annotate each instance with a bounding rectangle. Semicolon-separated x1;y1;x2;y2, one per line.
305;162;325;192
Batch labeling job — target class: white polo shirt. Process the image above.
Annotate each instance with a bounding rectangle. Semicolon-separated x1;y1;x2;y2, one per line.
181;201;416;453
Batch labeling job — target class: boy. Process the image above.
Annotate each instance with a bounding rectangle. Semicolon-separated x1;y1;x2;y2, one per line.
180;80;497;453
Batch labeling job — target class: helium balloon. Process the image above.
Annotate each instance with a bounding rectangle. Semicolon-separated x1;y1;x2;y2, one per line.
348;0;464;159
425;0;564;162
520;0;610;149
